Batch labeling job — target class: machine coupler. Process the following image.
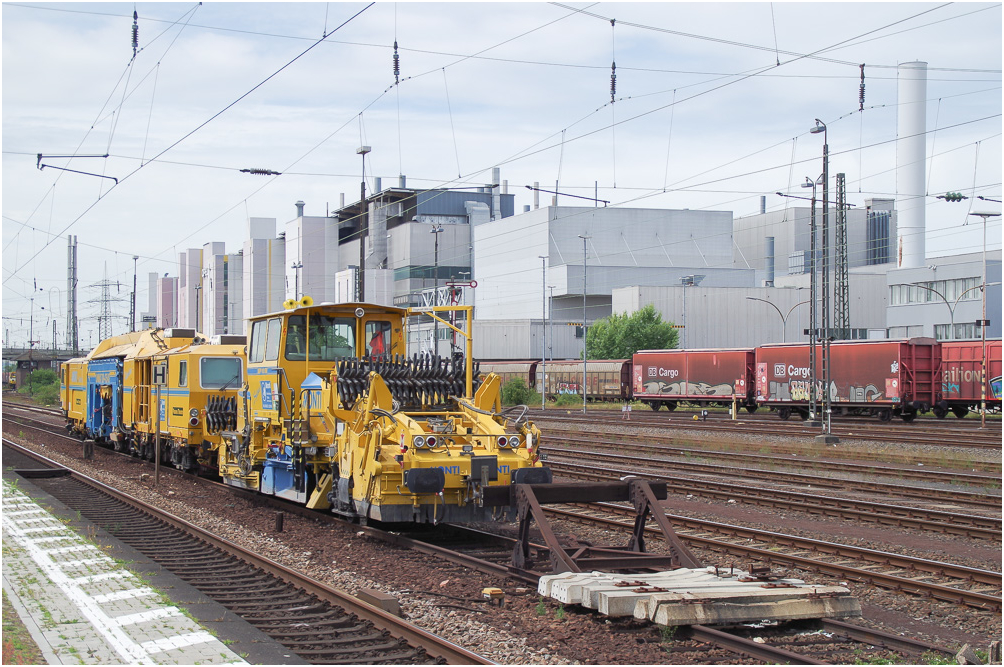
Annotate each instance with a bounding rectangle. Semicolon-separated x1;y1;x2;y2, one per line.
482;478;701;573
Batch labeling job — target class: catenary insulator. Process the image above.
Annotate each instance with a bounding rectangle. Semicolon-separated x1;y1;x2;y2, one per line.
393;40;400;84
610;62;616;102
132;10;139;56
859;64;865;111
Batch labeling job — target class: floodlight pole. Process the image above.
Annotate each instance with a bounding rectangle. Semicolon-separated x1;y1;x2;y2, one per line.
540;255;547;409
356;145;371;301
579;234;590;413
969;211;1000;429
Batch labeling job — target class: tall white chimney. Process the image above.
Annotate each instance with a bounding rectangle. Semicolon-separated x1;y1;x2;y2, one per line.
896;61;927;268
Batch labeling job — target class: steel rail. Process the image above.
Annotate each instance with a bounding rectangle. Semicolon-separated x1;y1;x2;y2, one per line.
546;445;1001;508
544;435;1000;485
550;461;1002;540
531;412;1002;450
2;438;492;666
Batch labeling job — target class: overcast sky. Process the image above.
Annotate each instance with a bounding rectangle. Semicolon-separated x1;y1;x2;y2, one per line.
3;1;1001;348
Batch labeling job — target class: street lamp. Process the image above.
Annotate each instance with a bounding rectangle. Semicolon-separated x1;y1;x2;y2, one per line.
548;285;555;360
539;255;547;409
578;234;590;413
131;255;138;332
810;118;835;441
431;224;443;356
356;145;371;302
746;297;810;343
193;284;202;332
968;210;1000;429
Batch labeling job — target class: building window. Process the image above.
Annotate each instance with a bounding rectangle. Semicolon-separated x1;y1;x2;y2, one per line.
889;277;981;306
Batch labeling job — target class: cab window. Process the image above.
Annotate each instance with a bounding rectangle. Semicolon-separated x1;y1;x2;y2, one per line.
264;318;282;361
249;320;268;363
200;357;243;389
285;315;355;361
178;361;188;387
366;321;393;357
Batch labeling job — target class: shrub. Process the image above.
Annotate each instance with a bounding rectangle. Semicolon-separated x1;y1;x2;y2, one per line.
553;392;583;407
18;369;60;405
501;378;540;406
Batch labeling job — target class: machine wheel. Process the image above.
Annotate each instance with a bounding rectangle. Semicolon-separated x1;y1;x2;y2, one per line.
952;406;969;419
777;407;792;421
878;408;893;422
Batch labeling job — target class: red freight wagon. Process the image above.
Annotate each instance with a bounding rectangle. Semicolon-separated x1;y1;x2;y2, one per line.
632;348;756;411
755;338;941;422
940;339;1002;418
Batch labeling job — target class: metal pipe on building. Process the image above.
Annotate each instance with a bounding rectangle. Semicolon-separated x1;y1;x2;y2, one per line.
765;237;775;286
492;167;501;221
534;182;539;209
295;200;305;217
896;61;927;269
760;195;766;214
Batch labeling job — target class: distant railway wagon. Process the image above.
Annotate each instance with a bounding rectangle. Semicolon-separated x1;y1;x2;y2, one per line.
541;359;629;401
755;338;942;422
477;361;538;392
632;348;755;412
940;339;1002;417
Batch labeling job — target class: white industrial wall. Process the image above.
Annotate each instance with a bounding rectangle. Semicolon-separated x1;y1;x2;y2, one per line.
474;206;735;321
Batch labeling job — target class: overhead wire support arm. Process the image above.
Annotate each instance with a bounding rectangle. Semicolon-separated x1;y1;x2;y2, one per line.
36;153;118;184
526;184;609;206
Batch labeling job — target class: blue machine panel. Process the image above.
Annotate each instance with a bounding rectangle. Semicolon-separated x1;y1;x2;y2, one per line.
86;358;122;439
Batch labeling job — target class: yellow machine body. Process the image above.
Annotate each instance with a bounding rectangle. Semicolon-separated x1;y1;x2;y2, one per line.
225;301;551;523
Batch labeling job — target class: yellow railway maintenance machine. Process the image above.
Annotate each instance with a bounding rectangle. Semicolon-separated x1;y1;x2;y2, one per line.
221;299;552;524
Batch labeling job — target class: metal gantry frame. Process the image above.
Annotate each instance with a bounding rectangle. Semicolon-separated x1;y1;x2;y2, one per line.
835;173;850;340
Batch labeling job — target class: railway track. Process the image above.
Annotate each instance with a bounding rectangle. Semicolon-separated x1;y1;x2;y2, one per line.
550;460;1002;541
530;410;1003;450
5;406;992;663
2;439;488;665
546;444;1002;511
547;434;1000;484
4;439;967;666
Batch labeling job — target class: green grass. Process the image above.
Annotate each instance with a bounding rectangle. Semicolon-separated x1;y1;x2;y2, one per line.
2;590;45;665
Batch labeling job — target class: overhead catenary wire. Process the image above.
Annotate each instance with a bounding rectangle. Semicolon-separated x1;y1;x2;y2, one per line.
4;3;999;324
5;2;376;283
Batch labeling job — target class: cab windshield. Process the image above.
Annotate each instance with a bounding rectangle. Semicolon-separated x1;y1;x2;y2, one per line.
285;315;356;361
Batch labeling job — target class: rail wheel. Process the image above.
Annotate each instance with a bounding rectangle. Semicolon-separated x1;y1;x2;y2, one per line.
901;410;917;423
933;405;948;419
648;402;661;411
665;401;677;411
777;407;792;421
744;404;757;413
878;408;892;422
952;406;969;419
